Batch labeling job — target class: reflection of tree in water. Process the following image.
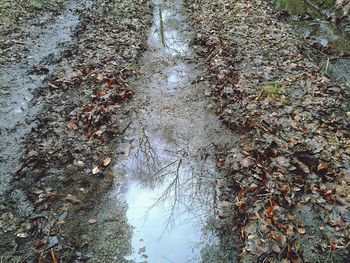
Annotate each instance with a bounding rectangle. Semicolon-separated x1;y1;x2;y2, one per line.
133;126;159;177
156;2;189;55
131;124;220;234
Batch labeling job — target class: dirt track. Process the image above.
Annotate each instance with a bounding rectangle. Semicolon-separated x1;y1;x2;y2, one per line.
0;0;349;262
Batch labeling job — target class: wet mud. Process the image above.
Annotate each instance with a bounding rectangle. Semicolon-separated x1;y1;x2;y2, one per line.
0;0;92;196
1;0;348;261
86;0;238;262
0;0;152;261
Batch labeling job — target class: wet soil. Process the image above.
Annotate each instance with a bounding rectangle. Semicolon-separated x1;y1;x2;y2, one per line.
0;0;152;261
1;0;349;262
0;0;92;196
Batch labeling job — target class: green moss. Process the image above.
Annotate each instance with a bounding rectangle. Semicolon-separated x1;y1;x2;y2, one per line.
304;0;335;8
262;82;283;98
28;0;44;12
273;0;308;15
322;0;335;8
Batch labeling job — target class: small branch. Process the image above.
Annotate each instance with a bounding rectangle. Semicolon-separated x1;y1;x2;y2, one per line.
159;7;166;47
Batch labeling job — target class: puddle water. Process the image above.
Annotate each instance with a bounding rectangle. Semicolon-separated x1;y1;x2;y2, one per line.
273;0;350;83
94;0;238;262
0;1;92;196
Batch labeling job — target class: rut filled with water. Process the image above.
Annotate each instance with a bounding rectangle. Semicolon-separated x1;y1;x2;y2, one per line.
90;0;238;262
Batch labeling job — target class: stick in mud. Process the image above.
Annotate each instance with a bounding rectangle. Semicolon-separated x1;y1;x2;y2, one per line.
159;7;166;47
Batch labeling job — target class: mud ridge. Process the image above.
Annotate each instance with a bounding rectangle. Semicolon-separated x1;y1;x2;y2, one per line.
0;0;152;261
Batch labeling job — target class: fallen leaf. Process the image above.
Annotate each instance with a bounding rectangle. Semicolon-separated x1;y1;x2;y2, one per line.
290;136;299;145
88;219;98;224
67;122;78;130
297;227;306;234
97;73;104;82
92;166;100;175
75;160;85;168
317;162;328;171
241;158;255;168
103;157;112;167
287;225;294;236
272;243;281;253
330;242;337;251
94;130;103;137
276;234;287;247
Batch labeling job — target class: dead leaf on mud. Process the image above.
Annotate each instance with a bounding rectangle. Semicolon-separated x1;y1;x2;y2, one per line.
317;162;328;171
88;219;98;224
97;73;104;82
275;233;287;247
103;157;111;167
67;122;78;130
74;160;85;168
92;166;100;175
297;227;306;234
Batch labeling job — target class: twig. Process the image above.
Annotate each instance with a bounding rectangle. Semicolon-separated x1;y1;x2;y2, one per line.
325;57;330;73
159;7;166;47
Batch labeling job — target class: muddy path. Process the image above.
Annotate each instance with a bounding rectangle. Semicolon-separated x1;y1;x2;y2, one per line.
0;0;152;261
0;0;92;196
85;0;239;261
1;0;348;262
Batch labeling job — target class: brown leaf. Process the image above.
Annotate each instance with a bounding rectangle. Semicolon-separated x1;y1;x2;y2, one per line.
290;136;299;145
317;162;328;171
287;225;294;236
97;73;104;82
103;157;112;167
67;122;78;130
92;166;100;175
276;234;287;247
297;227;306;234
330;242;337;251
88;219;98;224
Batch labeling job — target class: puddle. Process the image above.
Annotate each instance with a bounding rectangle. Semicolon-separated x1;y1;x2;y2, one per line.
0;0;92;196
92;0;238;262
273;0;350;83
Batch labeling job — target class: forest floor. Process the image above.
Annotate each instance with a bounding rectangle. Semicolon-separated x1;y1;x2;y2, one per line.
186;0;350;262
0;0;349;262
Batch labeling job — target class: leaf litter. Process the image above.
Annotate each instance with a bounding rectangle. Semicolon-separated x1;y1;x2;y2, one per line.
0;0;152;261
186;0;350;261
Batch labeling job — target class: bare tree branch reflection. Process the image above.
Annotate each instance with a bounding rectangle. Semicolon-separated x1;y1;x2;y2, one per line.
128;125;219;236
